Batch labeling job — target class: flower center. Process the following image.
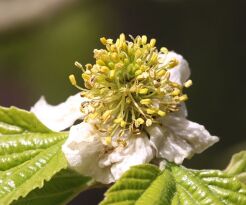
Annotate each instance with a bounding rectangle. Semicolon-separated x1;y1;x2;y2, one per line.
69;34;192;145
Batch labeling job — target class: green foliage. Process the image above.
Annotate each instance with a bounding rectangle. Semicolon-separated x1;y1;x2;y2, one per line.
225;151;246;183
12;169;93;205
0;106;68;205
2;106;246;205
100;163;246;205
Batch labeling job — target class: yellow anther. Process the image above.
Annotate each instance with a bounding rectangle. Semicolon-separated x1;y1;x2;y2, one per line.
146;109;155;114
141;35;147;44
163;71;170;80
119;33;126;42
120;120;127;127
135;49;142;58
137;118;144;124
91;66;99;73
85;64;92;69
82;73;90;81
184;80;193;88
111;52;119;62
140;99;152;105
138;88;148;94
108;62;114;68
100;66;109;73
135;118;144;127
135;69;142;76
137;72;149;80
101;54;110;62
109;70;116;79
80;91;86;97
115;39;120;47
100;37;107;45
136;58;142;64
166;58;179;68
136;74;143;80
114;118;123;124
88;112;98;119
69;74;77;86
140;65;147;71
150;53;158;63
105;136;111;145
171;89;181;96
96;59;105;66
109;44;114;51
102;110;112;121
157;110;166;117
150;39;156;47
179;94;188;101
157;70;166;77
171;82;182;88
146;119;152;127
160;47;168;54
107;39;113;44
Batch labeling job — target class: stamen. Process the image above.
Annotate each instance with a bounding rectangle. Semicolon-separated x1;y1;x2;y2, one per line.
69;34;191;146
135;118;144;127
157;110;166;117
150;39;156;47
140;99;152;105
75;61;85;72
141;35;147;45
100;37;107;45
160;47;168;54
179;94;188;101
184;80;193;88
69;74;77;86
138;88;148;94
146;119;152;127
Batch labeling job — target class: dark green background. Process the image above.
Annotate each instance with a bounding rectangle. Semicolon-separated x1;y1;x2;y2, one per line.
0;0;245;204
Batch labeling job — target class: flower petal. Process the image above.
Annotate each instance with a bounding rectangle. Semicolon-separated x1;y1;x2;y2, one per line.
99;134;154;180
31;93;85;132
159;51;191;85
62;122;114;184
62;122;154;184
147;114;219;164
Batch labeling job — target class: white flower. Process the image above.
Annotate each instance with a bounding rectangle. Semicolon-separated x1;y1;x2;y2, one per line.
31;35;219;184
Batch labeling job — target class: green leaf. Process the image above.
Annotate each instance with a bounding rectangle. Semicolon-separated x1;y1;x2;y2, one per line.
225;151;246;183
11;169;94;205
0;106;51;134
100;163;246;205
0;106;68;205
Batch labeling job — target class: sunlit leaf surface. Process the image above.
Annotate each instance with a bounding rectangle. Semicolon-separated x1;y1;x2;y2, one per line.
101;163;246;205
0;106;68;205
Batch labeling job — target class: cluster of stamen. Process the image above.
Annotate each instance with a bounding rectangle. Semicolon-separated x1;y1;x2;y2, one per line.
69;34;192;146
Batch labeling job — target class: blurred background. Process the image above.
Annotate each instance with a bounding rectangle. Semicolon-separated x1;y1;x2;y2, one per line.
0;0;245;204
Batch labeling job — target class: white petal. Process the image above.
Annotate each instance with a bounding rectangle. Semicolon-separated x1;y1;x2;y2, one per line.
62;122;154;184
31;93;85;132
62;122;114;184
147;114;219;164
100;134;154;180
159;51;191;85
